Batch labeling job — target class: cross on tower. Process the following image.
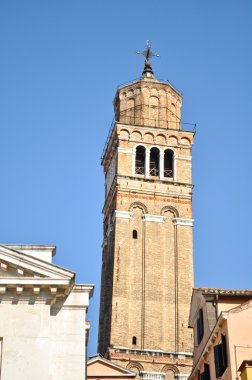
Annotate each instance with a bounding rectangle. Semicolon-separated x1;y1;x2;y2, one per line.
137;41;159;78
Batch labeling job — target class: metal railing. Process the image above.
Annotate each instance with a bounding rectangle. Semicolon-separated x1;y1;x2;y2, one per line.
135;166;145;175
164;168;173;178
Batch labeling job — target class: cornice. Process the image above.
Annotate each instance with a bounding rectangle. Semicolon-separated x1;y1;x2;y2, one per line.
116;122;195;137
0;245;75;280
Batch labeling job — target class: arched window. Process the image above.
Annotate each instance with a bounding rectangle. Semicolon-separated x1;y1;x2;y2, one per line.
164;149;174;178
132;336;137;345
135;146;145;175
132;230;138;239
150;147;159;176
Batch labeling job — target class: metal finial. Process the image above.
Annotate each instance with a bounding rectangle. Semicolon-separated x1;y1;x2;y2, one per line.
137;40;160;61
137;40;160;79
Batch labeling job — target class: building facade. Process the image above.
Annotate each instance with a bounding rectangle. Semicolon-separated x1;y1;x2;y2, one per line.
98;55;195;379
189;287;252;380
0;244;94;380
87;355;136;380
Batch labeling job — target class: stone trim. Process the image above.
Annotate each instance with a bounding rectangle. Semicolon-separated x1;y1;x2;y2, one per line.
0;278;70;286
173;218;194;226
141;372;165;380
114;210;133;219
176;156;192;161
143;214;166;223
118;147;133;154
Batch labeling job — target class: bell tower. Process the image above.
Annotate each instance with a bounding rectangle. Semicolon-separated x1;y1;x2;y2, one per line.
98;44;194;380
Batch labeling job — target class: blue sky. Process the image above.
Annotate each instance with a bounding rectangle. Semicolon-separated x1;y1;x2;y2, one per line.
1;1;252;355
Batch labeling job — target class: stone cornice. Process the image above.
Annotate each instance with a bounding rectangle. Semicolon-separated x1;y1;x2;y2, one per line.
142;214;165;223
0;245;75;280
116;122;195;137
113;210;133;220
173;218;194;226
0;278;70;286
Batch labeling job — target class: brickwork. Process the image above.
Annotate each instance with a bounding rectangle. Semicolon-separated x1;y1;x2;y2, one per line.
98;77;195;378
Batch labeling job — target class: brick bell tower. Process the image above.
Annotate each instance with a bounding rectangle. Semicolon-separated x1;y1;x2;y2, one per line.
98;43;194;380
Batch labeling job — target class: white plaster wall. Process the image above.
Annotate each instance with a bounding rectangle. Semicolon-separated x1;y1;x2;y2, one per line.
50;290;88;380
0;302;51;379
0;289;88;380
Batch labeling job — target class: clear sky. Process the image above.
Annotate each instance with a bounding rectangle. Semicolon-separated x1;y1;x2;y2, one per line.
1;1;252;356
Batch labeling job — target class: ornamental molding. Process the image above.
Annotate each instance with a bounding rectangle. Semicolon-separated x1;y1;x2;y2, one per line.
141;372;165;380
142;214;166;223
173;218;194;226
117;147;133;154
175;155;192;161
114;210;133;219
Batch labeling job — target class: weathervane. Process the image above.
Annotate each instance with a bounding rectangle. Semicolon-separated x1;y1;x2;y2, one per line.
137;40;159;78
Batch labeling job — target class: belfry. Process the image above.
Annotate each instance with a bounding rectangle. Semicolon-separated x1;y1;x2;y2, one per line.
98;43;195;380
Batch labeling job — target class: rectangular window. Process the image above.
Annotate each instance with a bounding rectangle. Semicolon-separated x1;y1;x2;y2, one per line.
214;334;228;378
197;308;204;344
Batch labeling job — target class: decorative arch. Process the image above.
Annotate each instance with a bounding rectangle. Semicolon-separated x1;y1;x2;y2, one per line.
119;91;127;100
143;132;154;144
130;130;142;142
119;129;130;140
129;201;148;214
167;135;178;146
127;90;134;98
180;137;191;146
156;134;166;145
150;88;158;96
162;364;179;374
158;89;166;97
134;87;141;95
127;361;144;375
134;143;146;152
161;206;179;217
142;85;150;94
162;365;179;380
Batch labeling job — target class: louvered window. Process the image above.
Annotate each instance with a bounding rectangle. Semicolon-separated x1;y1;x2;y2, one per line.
214;334;228;378
200;364;210;380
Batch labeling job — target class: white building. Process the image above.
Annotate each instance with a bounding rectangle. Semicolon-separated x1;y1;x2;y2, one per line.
0;244;94;380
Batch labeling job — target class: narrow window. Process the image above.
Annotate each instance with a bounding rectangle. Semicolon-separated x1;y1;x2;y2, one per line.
197;308;204;344
204;363;210;380
214;334;228;378
199;363;210;380
132;336;137;345
133;230;138;239
164;149;174;178
135;146;145;175
150;147;159;176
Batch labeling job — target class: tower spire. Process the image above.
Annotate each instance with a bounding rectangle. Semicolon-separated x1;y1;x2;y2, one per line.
137;40;160;79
